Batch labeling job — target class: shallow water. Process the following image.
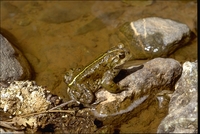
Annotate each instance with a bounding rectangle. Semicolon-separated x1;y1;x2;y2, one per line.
0;1;197;133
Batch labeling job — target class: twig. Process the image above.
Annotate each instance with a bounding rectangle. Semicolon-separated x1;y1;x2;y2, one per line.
4;100;77;121
0;121;24;130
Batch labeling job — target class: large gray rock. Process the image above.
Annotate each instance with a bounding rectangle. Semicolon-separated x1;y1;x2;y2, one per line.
90;58;182;126
0;34;32;82
157;61;198;133
115;17;193;60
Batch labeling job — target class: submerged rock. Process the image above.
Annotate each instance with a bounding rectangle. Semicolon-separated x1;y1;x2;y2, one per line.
0;34;32;83
121;0;153;6
114;17;193;60
75;18;106;35
157;61;198;133
76;10;124;35
90;58;182;126
39;2;91;24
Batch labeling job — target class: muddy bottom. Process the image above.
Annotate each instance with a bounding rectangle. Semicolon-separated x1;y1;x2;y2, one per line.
0;1;197;133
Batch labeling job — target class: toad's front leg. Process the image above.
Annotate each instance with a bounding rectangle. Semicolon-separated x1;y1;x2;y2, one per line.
101;70;125;93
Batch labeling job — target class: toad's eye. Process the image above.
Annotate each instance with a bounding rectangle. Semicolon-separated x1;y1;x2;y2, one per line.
119;52;125;59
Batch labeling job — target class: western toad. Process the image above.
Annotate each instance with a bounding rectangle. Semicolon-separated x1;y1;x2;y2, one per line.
65;44;131;106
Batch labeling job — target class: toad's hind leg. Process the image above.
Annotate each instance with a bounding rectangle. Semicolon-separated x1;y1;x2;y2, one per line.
74;84;95;105
81;90;94;105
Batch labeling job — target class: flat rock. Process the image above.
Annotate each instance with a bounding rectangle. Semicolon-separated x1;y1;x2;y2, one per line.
0;34;32;83
157;61;198;133
116;17;193;60
90;58;182;126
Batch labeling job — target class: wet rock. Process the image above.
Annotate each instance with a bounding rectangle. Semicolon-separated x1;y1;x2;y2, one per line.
0;34;32;82
91;58;182;126
157;61;197;133
115;17;193;60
